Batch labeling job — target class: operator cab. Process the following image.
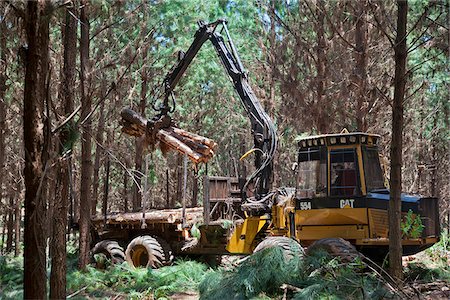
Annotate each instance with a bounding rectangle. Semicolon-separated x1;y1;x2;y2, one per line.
295;132;385;200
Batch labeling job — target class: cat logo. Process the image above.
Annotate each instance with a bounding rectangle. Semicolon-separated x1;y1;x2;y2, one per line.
340;199;354;208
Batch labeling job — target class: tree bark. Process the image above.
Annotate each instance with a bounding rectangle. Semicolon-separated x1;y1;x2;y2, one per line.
78;0;93;270
315;0;329;133
92;80;107;214
50;3;76;298
266;1;280;188
0;0;8;258
176;154;183;207
102;156;111;222
46;159;56;253
23;1;50;298
389;0;408;283
133;55;148;211
14;196;20;257
133;138;144;211
354;0;368;131
123;166;129;212
6;195;13;253
102;129;113;216
192;168;198;208
1;214;5;254
166;169;170;208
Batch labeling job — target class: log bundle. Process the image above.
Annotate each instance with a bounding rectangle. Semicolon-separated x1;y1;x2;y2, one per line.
120;108;217;164
92;207;204;228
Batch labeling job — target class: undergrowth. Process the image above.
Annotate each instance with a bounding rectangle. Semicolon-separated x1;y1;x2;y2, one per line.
0;244;210;300
405;231;450;282
67;259;210;299
1;232;449;299
200;246;302;299
0;254;24;299
199;247;393;300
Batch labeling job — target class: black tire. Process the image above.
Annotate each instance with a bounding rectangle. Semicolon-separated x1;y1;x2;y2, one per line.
305;238;363;262
91;240;125;267
125;235;173;268
254;236;304;261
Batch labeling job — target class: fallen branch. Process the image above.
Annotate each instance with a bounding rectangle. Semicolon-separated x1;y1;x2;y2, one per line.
67;286;88;299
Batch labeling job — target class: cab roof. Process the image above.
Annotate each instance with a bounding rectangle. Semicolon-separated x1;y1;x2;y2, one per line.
297;132;381;149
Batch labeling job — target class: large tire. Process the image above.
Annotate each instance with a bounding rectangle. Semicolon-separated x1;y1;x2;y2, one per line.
254;236;304;261
126;235;173;268
305;238;363;262
91;240;125;268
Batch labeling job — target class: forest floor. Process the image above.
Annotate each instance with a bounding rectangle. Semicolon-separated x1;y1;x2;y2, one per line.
0;235;449;299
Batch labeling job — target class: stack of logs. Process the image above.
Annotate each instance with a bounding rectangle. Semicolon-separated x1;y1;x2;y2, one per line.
120;108;217;164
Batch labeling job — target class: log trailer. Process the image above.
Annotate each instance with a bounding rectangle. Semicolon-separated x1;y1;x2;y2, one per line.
90;20;440;268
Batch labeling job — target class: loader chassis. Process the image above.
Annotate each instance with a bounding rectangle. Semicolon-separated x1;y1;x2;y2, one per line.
227;132;439;258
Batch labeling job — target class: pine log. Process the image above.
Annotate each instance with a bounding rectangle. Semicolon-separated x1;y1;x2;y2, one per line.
120;108;146;136
157;129;204;163
166;129;213;156
169;127;217;150
121;108;147;128
91;207;204;227
120;108;216;164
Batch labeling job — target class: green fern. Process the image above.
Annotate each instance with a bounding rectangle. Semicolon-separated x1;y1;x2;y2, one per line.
401;210;425;239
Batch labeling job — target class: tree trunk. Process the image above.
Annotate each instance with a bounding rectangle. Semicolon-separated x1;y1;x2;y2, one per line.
0;0;8;258
46;161;56;251
315;0;329;134
354;0;368;131
133;54;148;211
440;99;449;234
14;197;20;257
176;154;183;207
78;0;93;270
1;214;6;254
92;80;107;214
102;129;113;215
389;0;408;283
268;0;281;188
133;138;143;211
23;1;50;298
266;0;276;116
50;3;76;298
417;96;425;195
102;157;111;221
6;195;13;253
71;157;79;226
192;168;198;208
166;169;170;208
123;166;129;212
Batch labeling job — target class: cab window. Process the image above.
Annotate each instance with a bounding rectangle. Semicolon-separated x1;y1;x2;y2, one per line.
297;146;327;198
330;148;359;197
363;146;385;191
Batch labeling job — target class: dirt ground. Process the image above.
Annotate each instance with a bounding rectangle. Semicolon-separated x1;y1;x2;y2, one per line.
403;252;450;299
404;280;450;299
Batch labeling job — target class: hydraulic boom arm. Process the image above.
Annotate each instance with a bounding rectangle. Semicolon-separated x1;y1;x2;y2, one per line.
159;19;277;202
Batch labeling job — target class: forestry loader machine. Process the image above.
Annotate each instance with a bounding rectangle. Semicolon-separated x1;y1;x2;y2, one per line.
90;19;440;268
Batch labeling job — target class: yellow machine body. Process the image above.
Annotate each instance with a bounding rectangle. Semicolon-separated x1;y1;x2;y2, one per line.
225;132;439;258
226;216;270;254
